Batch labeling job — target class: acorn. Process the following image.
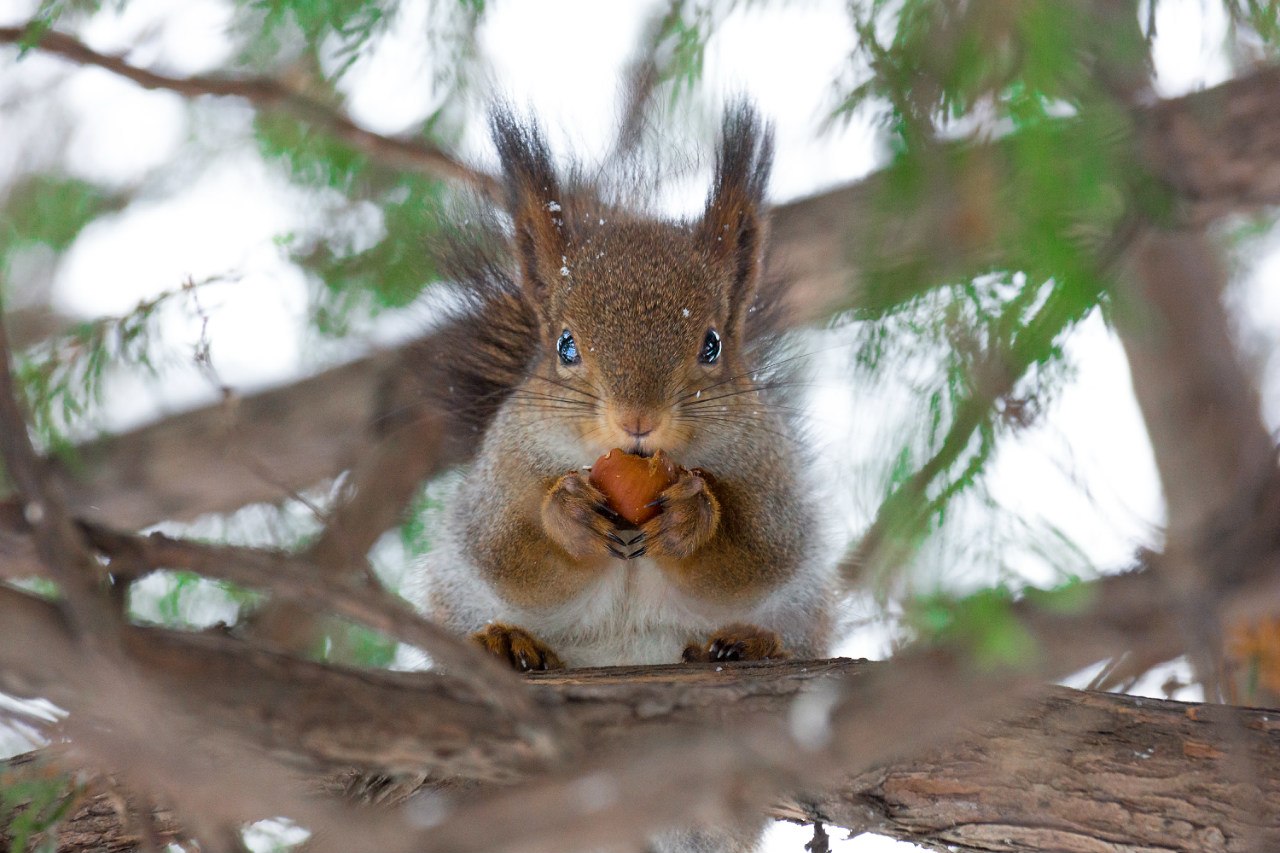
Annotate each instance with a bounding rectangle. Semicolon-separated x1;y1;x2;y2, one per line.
588;449;679;526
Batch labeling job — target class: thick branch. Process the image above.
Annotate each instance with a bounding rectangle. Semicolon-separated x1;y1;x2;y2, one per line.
5;647;1279;853
4;550;1274;853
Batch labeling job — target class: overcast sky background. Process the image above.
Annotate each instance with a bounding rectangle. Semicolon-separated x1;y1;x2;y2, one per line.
0;1;1273;850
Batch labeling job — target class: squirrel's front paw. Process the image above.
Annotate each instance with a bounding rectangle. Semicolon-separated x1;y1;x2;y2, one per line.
682;623;789;663
542;470;628;560
638;469;720;559
472;623;564;672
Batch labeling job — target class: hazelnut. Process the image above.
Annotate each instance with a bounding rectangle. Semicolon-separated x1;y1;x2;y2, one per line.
588;449;679;526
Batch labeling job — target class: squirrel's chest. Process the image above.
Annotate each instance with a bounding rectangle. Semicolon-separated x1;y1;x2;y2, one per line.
517;558;716;667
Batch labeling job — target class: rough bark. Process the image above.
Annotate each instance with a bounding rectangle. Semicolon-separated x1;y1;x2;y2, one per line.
800;686;1280;853
4;658;1278;853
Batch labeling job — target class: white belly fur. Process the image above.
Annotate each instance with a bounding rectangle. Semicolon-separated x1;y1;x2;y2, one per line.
501;557;722;667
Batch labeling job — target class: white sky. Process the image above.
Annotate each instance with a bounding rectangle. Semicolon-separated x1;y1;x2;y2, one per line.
0;0;1271;850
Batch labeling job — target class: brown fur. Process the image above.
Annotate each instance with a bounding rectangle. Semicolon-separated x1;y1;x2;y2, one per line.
420;103;832;672
471;622;563;672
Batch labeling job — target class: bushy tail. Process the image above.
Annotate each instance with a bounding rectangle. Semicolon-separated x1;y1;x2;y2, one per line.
376;220;539;459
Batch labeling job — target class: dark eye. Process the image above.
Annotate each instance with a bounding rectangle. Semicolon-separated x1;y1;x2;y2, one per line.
557;329;580;365
699;329;722;365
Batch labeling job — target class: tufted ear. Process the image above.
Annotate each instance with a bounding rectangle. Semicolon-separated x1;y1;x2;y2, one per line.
490;108;569;314
698;102;774;324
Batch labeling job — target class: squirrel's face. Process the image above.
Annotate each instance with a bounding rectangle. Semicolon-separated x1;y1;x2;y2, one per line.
492;103;775;460
532;221;749;458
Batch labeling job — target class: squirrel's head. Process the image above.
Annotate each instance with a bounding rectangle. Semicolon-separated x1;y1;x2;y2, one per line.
492;104;776;459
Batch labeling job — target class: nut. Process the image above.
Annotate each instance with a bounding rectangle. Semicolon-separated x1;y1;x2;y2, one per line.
588;449;679;526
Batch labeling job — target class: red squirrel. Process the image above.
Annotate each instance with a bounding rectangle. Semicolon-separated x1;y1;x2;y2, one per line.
409;104;835;672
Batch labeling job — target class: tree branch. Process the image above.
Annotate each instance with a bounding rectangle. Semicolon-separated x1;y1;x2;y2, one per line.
73;520;540;719
0;296;119;642
0;25;499;197
1112;227;1276;702
5;645;1279;852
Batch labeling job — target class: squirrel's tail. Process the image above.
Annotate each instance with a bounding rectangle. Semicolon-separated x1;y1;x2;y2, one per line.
377;220;539;458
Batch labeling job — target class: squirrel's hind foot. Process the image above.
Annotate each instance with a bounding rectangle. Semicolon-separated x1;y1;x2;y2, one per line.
682;623;790;663
472;623;564;672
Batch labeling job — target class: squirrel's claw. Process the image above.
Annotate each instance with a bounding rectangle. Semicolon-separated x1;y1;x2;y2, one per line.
472;623;564;672
595;502;623;523
683;623;789;663
543;470;627;560
638;470;720;559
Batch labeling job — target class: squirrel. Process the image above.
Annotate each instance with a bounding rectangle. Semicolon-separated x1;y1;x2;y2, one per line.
407;103;835;672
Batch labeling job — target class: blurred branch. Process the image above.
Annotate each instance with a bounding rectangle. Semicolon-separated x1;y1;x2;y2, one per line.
1114;228;1275;701
1116;229;1273;549
0;25;500;199
0;293;122;643
3;21;1280;327
72;519;538;718
5;306;76;351
777;63;1280;323
58;351;395;530
1140;64;1280;222
245;410;457;657
0;299;396;852
0;583;504;852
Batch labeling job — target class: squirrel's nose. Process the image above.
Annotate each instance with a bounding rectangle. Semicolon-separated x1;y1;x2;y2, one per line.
616;409;658;439
624;420;654;439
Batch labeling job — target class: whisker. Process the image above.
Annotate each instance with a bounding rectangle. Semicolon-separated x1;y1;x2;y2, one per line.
508;391;597;408
531;373;602;402
674;412;795;445
680;381;820;409
672;342;847;405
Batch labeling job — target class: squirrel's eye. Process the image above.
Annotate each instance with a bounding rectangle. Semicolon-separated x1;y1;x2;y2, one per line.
699;328;722;365
557;329;581;365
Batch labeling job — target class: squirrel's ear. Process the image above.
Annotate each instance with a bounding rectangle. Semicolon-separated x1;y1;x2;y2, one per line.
491;108;567;309
698;102;774;317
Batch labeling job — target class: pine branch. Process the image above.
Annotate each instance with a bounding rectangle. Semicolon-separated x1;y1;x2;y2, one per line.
0;25;500;198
